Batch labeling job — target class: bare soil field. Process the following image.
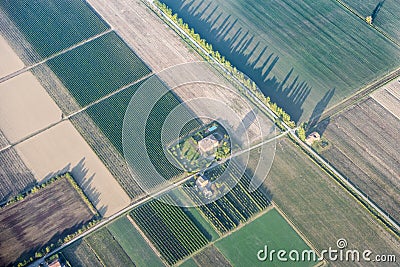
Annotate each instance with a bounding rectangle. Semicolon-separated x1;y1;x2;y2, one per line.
0;147;35;204
0;34;24;78
320;97;400;224
0;71;62;143
14;121;130;217
0;175;95;266
371;78;400;119
261;138;400;267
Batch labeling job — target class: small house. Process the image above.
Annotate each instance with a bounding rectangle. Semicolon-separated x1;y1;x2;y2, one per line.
305;132;320;146
198;135;219;154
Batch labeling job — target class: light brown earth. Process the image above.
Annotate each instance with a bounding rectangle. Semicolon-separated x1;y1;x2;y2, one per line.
0;34;24;78
371;78;400;120
14;121;130;217
0;71;62;143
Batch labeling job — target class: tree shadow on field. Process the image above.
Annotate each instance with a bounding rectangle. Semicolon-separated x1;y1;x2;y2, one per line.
162;0;312;122
307;88;335;135
371;0;386;21
43;158;106;217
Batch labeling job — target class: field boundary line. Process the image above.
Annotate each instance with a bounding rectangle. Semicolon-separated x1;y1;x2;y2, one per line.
126;215;168;266
147;0;400;238
333;0;400;47
175;205;275;266
272;202;324;263
287;134;400;238
0;29;112;83
0;73;153;155
317;68;400;122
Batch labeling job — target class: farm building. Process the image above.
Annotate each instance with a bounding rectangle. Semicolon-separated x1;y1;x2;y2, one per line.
196;176;209;188
305;132;320;146
198;135;219;154
48;259;64;267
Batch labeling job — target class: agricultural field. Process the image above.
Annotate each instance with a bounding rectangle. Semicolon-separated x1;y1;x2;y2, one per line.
339;0;400;43
0;174;95;266
62;240;103;267
64;216;165;267
0;71;62;143
0;0;109;58
317;89;400;223
0;34;24;77
185;161;271;234
161;0;400;122
130;195;208;265
15;120;131;217
46;31;151;107
193;246;232;267
107;216;165;267
85;227;135;266
261;137;400;266
0;148;36;204
215;209;317;266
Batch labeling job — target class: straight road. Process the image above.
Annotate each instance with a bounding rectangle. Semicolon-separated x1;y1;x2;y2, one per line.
147;0;400;234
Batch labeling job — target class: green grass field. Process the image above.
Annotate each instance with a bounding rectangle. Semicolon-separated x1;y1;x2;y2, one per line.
107;216;165;267
161;0;400;122
339;0;400;43
85;228;134;266
215;209;317;266
179;258;198;267
0;0;109;58
46;31;151;107
62;240;103;267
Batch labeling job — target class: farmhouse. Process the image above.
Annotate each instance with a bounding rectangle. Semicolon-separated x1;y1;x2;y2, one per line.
198;135;219;154
305;132;320;146
196;176;209;188
48;259;64;267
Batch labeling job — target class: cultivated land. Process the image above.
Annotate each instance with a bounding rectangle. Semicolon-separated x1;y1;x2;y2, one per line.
85;227;135;266
215;209;317;267
0;175;95;266
0;72;62;143
0;0;109;58
0;35;23;77
161;0;400;122
63;216;165;267
318;92;400;224
107;216;165;267
262;138;400;266
14;121;130;217
87;0;200;72
62;240;103;267
0;148;35;204
339;0;400;43
46;31;151;107
193;246;231;267
371;78;400;119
